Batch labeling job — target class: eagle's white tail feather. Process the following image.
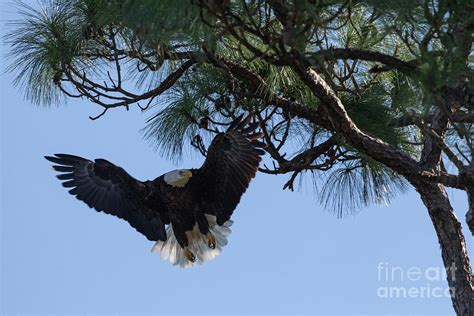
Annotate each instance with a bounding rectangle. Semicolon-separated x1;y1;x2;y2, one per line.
151;214;232;268
212;229;228;246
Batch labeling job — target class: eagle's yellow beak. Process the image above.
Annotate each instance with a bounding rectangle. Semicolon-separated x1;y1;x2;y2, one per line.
179;170;193;178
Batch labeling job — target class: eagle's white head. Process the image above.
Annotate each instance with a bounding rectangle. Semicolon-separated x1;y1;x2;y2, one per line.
163;169;192;187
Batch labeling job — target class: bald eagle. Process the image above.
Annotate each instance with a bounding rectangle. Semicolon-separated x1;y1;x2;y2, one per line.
45;114;265;267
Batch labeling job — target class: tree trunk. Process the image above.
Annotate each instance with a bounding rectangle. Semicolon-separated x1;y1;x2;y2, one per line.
415;182;474;315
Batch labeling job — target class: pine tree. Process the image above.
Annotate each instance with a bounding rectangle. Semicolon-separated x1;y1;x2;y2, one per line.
6;1;474;314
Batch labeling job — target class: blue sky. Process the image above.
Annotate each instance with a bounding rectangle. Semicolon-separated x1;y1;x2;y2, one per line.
1;2;473;315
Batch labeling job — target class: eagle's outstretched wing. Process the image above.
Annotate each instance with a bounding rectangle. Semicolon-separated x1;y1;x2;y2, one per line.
45;154;167;241
192;114;265;225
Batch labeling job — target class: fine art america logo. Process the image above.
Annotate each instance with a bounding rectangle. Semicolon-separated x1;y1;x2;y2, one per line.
376;262;456;299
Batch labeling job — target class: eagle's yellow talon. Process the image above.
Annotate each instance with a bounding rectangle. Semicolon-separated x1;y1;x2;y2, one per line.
206;232;216;249
184;248;196;262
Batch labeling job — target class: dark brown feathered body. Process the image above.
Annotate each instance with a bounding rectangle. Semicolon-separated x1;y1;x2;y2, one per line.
45;114;265;267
